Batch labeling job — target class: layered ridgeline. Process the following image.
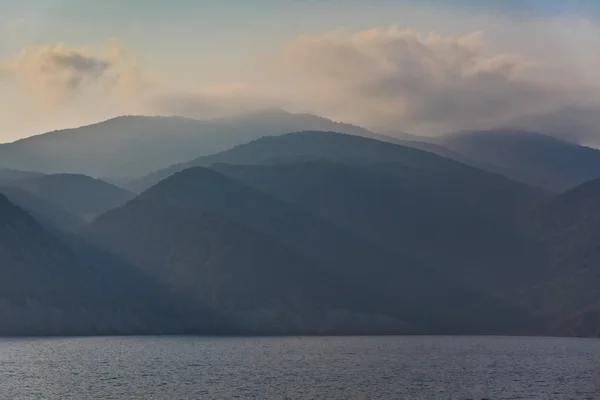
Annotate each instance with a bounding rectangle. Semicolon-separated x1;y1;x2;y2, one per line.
91;132;553;334
4;109;599;193
132;131;545;292
0;168;43;184
168;131;544;287
0;194;217;336
0;186;83;233
0;110;417;179
6;174;134;221
129;131;600;336
84;166;533;335
132;130;547;199
210;161;543;290
0;174;134;234
3;125;600;336
438;130;600;192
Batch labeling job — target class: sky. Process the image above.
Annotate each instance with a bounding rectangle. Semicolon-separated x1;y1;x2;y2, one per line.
2;0;600;143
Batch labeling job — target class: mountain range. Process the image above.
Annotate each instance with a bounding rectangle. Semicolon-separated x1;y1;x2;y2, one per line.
2;111;600;336
0;110;379;179
0;193;217;335
84;166;532;335
3;110;600;193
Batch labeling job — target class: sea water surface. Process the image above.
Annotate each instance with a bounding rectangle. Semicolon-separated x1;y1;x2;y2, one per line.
0;336;598;399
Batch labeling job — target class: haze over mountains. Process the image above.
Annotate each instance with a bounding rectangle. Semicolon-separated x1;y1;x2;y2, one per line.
0;173;133;233
7;174;134;221
84;166;531;334
0;168;44;184
438;130;600;192
3;110;599;193
0;110;379;179
2;110;600;336
0;193;215;336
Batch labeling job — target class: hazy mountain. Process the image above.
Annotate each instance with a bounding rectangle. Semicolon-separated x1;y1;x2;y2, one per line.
438;130;600;192
211;160;544;290
134;130;547;199
85;167;530;335
0;194;215;336
84;195;353;334
527;179;600;311
4;122;600;336
508;105;600;148
8;174;134;221
0;110;403;179
0;168;44;184
0;186;83;232
374;131;478;164
476;178;600;337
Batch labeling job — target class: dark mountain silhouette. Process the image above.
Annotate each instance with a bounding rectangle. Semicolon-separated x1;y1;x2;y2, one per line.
211;161;544;290
132;130;549;196
4;121;600;337
0;194;216;336
8;174;134;221
520;179;600;322
85;167;532;335
84;196;363;334
438;130;600;192
0;110;407;179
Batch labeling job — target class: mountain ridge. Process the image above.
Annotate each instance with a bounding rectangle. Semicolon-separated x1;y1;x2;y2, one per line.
438;129;600;191
86;166;535;335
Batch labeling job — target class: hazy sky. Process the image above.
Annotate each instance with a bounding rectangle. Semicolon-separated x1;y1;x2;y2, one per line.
2;0;600;142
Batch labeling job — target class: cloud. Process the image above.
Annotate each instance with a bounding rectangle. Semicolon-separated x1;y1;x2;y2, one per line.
0;41;158;141
0;41;152;104
276;26;588;134
152;27;578;134
3;23;600;143
506;104;600;147
150;83;291;120
13;45;110;100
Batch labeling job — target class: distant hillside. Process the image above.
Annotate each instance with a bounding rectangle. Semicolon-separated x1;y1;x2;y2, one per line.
484;178;600;336
4;119;600;337
211;160;544;290
133;130;546;196
0;168;44;184
84;195;353;334
438;130;600;191
85;167;530;335
374;131;477;165
8;174;134;221
0;110;399;179
0;194;215;336
0;186;83;232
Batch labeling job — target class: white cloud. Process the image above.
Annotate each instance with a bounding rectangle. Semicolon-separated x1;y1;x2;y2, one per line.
274;26;591;135
3;19;600;142
0;41;152;103
150;83;289;120
0;41;158;141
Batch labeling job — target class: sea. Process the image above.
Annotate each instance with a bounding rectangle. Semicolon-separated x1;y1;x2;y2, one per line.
0;335;598;399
